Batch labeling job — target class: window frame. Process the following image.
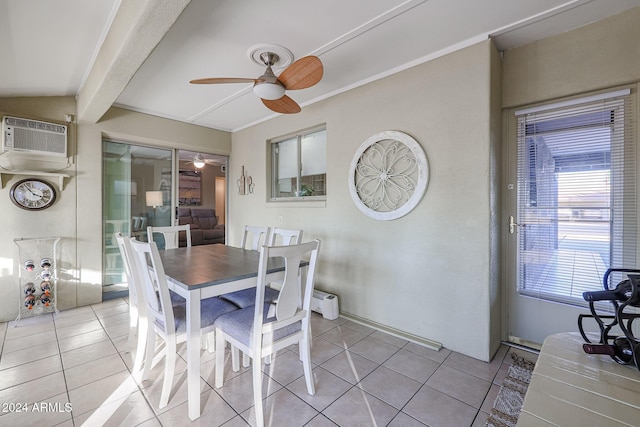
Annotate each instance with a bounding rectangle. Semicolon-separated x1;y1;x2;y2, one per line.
268;125;327;202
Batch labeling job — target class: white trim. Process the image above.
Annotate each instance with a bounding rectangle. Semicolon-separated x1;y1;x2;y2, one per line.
515;88;631;116
266;200;326;208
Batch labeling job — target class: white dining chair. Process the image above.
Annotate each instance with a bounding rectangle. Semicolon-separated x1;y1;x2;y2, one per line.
221;225;279;309
147;224;191;249
267;227;303;246
214;240;320;427
114;232;147;373
128;238;239;409
240;225;271;250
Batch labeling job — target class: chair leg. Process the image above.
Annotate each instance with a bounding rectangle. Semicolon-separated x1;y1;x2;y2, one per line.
243;351;251;367
132;316;148;374
215;328;225;388
252;355;264;427
127;305;138;349
300;337;315;395
206;332;216;353
201;333;207;350
159;335;177;409
232;345;240;372
142;326;156;380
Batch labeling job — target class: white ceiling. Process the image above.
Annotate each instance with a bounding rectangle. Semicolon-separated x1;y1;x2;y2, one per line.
2;0;640;132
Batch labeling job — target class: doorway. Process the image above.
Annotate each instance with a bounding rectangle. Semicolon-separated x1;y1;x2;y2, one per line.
503;90;637;346
178;150;227;230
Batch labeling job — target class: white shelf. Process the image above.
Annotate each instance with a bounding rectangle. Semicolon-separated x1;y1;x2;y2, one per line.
0;170;71;190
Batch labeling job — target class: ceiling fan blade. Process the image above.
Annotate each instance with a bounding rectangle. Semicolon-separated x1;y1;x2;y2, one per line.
190;77;258;84
277;56;323;90
262;95;301;114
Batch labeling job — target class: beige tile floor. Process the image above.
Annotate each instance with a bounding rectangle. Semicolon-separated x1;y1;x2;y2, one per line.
0;298;534;426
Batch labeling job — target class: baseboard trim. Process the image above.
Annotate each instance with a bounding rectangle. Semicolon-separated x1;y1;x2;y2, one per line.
505;335;542;352
340;311;442;351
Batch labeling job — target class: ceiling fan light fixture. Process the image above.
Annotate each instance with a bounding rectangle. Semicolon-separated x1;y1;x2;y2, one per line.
253;81;285;100
193;153;205;168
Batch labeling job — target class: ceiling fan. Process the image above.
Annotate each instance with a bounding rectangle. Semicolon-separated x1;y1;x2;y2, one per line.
186;153;219;169
190;52;323;114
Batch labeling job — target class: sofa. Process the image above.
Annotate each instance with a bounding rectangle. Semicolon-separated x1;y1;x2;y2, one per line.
178;207;225;245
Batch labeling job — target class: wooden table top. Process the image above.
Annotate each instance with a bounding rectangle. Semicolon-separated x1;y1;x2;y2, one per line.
158;244;287;290
519;332;640;426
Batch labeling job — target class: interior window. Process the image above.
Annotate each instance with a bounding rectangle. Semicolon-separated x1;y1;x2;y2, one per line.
270;127;326;200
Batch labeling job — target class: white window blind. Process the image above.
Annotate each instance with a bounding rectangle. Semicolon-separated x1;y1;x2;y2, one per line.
277;138;298;179
516;90;636;308
271;126;327;199
301;130;327;176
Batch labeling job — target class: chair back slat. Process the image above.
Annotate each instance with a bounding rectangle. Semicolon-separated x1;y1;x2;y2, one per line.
276;252;304;320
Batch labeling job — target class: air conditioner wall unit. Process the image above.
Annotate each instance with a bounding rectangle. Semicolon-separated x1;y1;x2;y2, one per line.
310;289;339;320
2;116;68;157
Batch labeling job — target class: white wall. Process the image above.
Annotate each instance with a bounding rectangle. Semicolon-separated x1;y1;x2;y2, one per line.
229;40;501;361
503;7;640;108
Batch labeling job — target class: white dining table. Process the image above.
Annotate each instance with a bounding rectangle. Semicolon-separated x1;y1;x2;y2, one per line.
158;244;289;420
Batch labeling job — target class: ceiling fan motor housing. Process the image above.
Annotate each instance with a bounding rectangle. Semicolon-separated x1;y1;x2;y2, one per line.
253;54;286;99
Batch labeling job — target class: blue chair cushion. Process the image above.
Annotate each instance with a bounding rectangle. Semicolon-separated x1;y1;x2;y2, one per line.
169;290;186;306
213;303;302;347
220;287;280;309
173;297;238;334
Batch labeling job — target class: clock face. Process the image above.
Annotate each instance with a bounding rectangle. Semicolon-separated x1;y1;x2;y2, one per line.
10;179;57;210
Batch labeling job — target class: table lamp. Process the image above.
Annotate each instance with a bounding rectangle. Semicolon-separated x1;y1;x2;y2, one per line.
146;191;163;225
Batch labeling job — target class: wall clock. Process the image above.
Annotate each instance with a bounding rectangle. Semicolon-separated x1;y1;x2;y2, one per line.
10;178;57;210
348;131;429;220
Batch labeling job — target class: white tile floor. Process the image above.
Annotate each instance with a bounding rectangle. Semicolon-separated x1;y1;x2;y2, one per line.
0;298;536;426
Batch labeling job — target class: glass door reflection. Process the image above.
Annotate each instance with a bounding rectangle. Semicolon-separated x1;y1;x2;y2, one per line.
102;141;173;298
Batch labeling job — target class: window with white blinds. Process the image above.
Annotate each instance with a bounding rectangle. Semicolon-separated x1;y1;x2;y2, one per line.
515;89;636;308
271;126;326;200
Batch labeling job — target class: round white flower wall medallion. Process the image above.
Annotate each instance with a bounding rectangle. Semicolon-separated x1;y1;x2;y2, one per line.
348;131;429;220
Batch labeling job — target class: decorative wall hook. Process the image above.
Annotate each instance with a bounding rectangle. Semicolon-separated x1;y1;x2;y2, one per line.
237;165;255;195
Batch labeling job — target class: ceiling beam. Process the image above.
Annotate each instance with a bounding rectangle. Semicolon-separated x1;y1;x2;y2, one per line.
76;0;190;123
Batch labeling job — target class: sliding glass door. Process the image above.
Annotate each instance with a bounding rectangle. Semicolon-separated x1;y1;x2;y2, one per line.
102;141;173;297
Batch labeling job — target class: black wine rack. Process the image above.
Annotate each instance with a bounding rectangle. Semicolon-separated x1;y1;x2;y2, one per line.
579;267;640;369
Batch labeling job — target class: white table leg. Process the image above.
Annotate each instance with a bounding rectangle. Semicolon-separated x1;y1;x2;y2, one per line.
187;289;201;420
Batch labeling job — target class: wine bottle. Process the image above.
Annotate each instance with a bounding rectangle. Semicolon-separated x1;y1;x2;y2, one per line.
583;337;634;364
583;279;632;302
40;281;51;296
39;294;51;307
24;260;35;272
40;270;52;281
40;258;51;270
24;282;36;295
24;294;35;310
